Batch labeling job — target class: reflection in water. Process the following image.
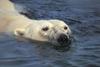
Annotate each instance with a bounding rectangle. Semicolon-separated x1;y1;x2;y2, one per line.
0;0;100;67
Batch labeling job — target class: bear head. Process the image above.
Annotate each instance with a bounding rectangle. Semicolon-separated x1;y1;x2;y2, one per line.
14;20;72;47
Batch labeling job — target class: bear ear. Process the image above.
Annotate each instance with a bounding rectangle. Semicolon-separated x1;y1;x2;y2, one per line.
14;29;25;36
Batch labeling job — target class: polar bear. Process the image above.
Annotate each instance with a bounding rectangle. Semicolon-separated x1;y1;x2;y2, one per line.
0;0;72;46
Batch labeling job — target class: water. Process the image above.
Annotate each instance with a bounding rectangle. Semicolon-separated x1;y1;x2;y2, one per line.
0;0;100;67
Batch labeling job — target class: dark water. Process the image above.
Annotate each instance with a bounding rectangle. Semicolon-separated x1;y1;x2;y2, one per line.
0;0;100;67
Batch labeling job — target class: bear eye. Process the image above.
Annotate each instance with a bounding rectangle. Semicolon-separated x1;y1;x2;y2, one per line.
64;26;68;30
42;27;49;31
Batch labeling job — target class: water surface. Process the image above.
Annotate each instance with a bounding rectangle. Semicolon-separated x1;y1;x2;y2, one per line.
0;0;100;67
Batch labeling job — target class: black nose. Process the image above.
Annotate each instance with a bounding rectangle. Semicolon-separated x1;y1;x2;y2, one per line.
57;34;69;45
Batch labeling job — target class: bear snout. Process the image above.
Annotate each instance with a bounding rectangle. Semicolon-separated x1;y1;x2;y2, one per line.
57;34;71;46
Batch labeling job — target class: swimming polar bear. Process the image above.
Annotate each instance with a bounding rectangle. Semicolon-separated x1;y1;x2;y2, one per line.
0;0;72;46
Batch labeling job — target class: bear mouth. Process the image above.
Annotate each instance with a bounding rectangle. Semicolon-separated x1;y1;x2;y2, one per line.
54;38;72;47
52;39;72;52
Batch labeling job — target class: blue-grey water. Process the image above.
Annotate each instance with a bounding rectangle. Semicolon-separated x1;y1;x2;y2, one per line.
0;0;100;67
